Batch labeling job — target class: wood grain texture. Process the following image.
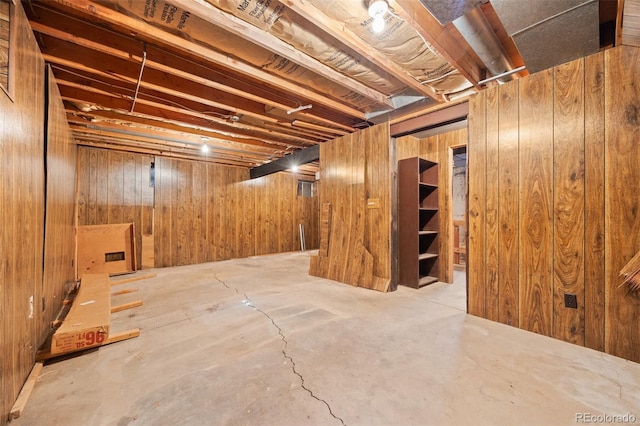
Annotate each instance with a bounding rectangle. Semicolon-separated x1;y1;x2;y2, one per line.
77;147;154;268
604;46;640;362
467;91;487;317
498;82;519;327
553;59;585;345
309;124;391;291
518;68;554;337
0;2;46;423
484;88;500;321
465;45;640;362
42;66;77;345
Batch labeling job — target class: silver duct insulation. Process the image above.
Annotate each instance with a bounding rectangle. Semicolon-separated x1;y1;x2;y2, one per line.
452;7;515;83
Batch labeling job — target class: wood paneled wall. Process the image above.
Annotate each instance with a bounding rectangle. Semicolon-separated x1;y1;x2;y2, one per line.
395;127;468;284
42;66;77;346
154;157;318;266
468;45;640;363
309;124;392;292
0;3;45;423
76;146;154;270
77;148;318;268
1;3;77;423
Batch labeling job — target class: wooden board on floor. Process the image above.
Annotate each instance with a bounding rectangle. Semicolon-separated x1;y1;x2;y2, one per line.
9;362;44;420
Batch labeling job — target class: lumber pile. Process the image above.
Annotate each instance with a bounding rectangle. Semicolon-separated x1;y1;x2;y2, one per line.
620;250;640;291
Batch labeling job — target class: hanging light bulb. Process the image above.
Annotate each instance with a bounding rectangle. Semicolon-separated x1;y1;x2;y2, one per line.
368;0;388;33
372;14;386;33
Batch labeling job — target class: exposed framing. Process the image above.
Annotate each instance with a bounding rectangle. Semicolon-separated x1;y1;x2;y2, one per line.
0;0;14;100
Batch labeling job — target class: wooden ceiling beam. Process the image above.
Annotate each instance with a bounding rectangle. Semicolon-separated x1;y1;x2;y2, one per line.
74;138;261;169
29;18;357;132
64;108;292;153
56;79;317;148
282;0;444;103
170;0;394;109
391;0;486;88
44;0;367;119
70;129;268;166
66;119;278;158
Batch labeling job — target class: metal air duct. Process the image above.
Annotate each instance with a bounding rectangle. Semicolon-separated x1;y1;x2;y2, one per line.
452;7;516;83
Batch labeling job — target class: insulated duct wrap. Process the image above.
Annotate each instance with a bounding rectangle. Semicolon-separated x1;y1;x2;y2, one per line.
100;0;471;113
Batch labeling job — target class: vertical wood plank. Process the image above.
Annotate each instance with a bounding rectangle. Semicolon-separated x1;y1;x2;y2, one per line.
584;52;606;352
604;46;640;363
438;132;454;284
519;69;554;337
468;91;487;317
484;87;500;321
498;81;520;327
553;58;586;345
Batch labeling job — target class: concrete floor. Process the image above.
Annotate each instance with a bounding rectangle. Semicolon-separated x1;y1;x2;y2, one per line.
13;251;640;426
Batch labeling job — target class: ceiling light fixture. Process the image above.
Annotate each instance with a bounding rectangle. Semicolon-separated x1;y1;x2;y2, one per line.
201;136;209;154
291;164;299;172
368;0;388;33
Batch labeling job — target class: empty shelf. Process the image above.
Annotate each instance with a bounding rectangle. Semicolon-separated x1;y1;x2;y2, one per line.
418;276;438;287
418;253;438;260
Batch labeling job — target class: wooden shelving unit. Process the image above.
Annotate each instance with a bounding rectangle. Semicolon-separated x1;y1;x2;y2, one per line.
398;157;439;288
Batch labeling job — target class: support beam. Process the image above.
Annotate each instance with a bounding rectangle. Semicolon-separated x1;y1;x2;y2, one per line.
250;145;320;179
390;102;469;137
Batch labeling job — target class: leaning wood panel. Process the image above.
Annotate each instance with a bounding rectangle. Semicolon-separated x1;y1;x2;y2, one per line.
498;82;520;327
604;46;640;363
552;58;586;345
438;132;454;284
484;87;500;321
518;69;554;337
42;66;77;345
467;91;487;317
584;52;606;352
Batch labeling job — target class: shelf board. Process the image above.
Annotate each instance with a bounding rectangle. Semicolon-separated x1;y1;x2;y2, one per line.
418;276;438;287
419;207;438;211
419;182;438;189
418;230;438;236
418;252;438;260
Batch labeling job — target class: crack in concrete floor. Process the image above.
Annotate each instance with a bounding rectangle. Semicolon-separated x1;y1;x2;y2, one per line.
213;275;346;426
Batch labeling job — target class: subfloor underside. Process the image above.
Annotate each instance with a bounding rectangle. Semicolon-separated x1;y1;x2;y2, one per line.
13;251;640;425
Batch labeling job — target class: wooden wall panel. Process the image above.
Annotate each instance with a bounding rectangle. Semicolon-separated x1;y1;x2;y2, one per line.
310;124;391;291
498;83;520;327
484;88;499;321
553;59;585;345
468;45;640;363
518;69;554;337
77;147;154;270
114;156;318;268
583;53;606;352
468;91;487;317
604;46;640;362
395;128;467;285
41;66;77;347
0;2;50;423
